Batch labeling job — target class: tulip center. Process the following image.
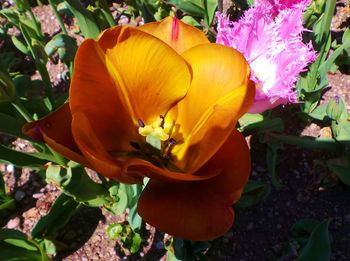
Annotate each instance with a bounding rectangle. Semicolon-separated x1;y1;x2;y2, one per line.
131;116;178;165
138;116;170;150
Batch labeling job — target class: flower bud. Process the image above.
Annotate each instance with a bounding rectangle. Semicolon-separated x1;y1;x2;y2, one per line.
326;95;347;122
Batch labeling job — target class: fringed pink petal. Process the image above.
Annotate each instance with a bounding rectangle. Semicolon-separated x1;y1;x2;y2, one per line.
216;0;316;113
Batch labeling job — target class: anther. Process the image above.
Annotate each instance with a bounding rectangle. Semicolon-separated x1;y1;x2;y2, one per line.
159;115;165;128
138;119;145;127
168;138;176;146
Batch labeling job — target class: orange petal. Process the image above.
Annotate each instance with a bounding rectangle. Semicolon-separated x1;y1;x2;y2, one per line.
168;43;255;172
71;111;141;184
22;103;89;166
197;130;251;203
138;16;209;54
122;158;220;183
70;27;191;152
137;130;250;241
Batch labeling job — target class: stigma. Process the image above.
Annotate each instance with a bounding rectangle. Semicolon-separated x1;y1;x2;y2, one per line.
138;116;170;150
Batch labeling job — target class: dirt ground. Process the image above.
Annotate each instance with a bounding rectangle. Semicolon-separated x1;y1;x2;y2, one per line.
1;0;350;260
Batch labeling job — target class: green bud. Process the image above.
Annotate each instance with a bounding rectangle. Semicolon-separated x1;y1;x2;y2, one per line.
326;96;348;122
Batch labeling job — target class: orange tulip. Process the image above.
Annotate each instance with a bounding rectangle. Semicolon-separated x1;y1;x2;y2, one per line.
23;17;255;240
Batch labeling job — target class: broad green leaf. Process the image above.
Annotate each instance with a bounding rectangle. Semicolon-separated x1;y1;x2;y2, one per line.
64;0;101;39
170;0;205;17
334;121;350;144
0;52;20;70
45;34;77;63
271;134;341;152
0;145;48;168
239;114;283;133
0;113;26;138
327;156;350;186
46;166;109;206
32;193;80;238
0;229;49;261
308;103;328;121
320;32;350;73
236;180;271;208
297;219;331;261
11;35;29;55
203;0;217;26
127;184;143;233
0;68;16;103
291;219;321;239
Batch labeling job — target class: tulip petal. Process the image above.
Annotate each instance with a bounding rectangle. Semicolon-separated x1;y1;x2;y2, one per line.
71;111;141;183
70;26;191;153
168;43;255;172
137;130;250;240
122;158;220;183
138;17;209;54
22;103;88;166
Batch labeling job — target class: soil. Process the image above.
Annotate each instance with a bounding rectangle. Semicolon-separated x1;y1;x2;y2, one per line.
1;0;350;260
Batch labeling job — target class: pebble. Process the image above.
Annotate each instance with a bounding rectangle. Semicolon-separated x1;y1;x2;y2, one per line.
32;193;44;199
6;164;14;173
14;190;25;201
7;217;20;229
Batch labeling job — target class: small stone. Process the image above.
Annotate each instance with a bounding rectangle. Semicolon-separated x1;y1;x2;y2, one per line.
14;190;25;201
7;217;20;229
32;193;44;199
6;164;14;172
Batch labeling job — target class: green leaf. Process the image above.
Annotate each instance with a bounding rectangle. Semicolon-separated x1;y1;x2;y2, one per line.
45;34;77;63
333;121;350;144
239;114;284;133
127;184;143;233
129;232;142;253
327;156;350;186
0;67;16;103
266;141;283;189
308;103;328;121
0;145;48;168
235;180;271;208
291;219;321;239
106;223;124;240
0;112;26;138
64;0;101;39
270;134;341;152
11;35;29;55
32;193;80;238
170;0;206;17
203;0;217;26
46;165;110;206
0;229;49;261
297;219;331;261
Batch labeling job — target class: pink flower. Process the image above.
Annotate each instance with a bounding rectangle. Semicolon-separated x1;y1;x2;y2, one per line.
216;0;316;113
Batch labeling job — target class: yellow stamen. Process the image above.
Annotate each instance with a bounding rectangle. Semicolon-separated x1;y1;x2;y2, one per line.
138;117;170;149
